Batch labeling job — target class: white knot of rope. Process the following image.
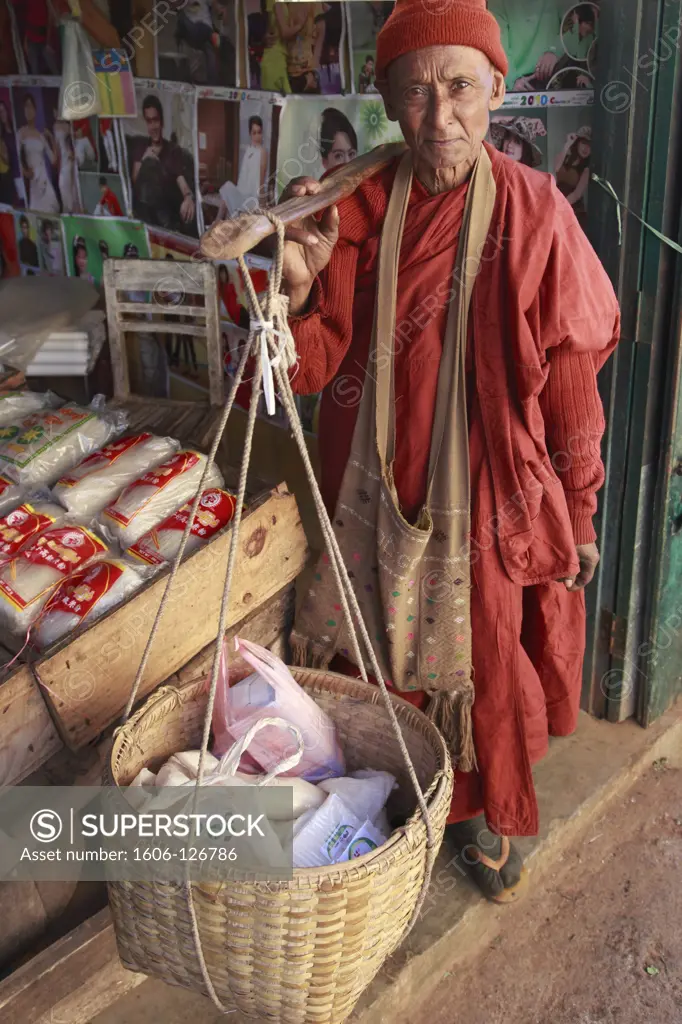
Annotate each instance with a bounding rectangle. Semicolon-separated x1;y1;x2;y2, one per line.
239;213;297;414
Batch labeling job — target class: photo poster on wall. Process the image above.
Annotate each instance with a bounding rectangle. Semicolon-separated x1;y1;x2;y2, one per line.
488;0;599;94
245;0;346;96
0;2;18;75
61;213;150;288
154;0;239;88
196;87;281;228
10;77;83;215
75;115;129;218
276;93;402;190
0;206;20;277
488;104;592;228
121;79;201;238
346;1;393;95
4;1;160;78
92;49;138;117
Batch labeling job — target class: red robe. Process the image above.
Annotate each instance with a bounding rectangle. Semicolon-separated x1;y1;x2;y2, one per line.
289;143;620;835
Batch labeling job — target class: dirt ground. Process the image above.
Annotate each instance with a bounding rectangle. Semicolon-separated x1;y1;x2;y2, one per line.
428;762;682;1024
93;763;681;1024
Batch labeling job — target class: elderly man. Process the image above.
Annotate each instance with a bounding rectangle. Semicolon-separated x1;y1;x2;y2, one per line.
283;0;619;902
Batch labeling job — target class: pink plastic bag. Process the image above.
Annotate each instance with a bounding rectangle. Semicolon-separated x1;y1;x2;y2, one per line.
211;637;345;782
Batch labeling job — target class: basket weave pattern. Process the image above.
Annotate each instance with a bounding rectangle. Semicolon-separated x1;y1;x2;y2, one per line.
105;669;453;1023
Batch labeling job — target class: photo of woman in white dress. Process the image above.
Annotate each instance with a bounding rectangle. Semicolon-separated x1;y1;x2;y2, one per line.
53;114;82;213
16;92;59;214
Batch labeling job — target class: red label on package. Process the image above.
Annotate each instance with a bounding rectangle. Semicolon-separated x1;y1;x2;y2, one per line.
129;488;237;566
43;560;124;623
103;451;201;528
0;475;15;498
0;503;58;558
59;433;152;487
0;526;107;610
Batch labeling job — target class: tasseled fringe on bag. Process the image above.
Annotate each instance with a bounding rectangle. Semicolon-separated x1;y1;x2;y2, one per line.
290;630;333;671
425;690;477;773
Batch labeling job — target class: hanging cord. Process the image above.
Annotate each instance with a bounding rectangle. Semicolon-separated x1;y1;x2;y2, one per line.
591;173;682;254
236;218;438;913
118;210;440;1015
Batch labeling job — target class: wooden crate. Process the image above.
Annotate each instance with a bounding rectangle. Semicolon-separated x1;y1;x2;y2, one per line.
34;483;308;751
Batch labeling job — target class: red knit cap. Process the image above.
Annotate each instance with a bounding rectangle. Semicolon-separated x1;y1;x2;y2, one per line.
376;0;508;80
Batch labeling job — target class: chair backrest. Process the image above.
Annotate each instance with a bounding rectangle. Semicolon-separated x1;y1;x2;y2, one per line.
103;258;223;407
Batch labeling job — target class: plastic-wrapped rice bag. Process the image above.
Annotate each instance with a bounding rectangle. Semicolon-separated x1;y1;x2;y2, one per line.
53;434;180;517
32;557;144;650
0;522;108;636
0;499;65;560
0;390;54;427
0;474;24;517
102;450;224;548
128;487;236;568
0;398;126;488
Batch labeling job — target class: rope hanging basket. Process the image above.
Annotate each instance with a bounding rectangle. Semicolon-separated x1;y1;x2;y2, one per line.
105;669;452;1023
103;209;454;1022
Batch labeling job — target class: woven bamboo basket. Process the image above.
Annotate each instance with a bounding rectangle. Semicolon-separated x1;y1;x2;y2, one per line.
105;667;453;1023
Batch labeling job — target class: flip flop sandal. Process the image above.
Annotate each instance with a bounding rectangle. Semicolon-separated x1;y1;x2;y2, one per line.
446;816;529;904
461;836;529;904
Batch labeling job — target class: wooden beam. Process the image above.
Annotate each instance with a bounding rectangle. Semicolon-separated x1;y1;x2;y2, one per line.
0;909;145;1024
35;485;308;750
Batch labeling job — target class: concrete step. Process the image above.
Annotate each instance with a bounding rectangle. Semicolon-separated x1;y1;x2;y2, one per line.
92;704;682;1024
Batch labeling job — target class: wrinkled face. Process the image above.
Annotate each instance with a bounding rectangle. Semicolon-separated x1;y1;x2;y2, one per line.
381;45;505;172
322;131;357;169
250;123;263;145
502;133;523;160
144;105;163;143
577;138;591;159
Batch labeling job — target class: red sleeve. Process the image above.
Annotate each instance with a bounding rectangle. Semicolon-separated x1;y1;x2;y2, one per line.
538;182;620;544
288;239;359;395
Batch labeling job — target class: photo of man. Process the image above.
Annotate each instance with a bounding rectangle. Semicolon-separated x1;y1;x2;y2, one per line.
8;0;61;75
16;212;39;268
156;0;237;86
94;176;123;216
123;85;199;237
197;92;276;226
348;1;393;94
38;217;64;274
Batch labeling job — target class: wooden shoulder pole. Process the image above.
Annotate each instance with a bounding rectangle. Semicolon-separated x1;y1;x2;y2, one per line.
199;142;407;261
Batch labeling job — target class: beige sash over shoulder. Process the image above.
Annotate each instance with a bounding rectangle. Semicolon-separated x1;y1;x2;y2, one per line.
292;148;496;770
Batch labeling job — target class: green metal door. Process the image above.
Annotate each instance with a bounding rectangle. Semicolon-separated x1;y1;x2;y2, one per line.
584;0;682;723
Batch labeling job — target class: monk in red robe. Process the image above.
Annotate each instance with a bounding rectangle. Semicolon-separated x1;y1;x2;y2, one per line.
282;0;620;901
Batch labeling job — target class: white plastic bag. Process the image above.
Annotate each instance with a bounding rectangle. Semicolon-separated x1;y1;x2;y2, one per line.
59;17;101;120
0;521;108;635
0;398;126;488
32;557;145;650
0;499;65;560
53;434;180;517
318;769;396;825
102;450;224;548
213;637;345;783
292;793;362;868
127;487;237;567
0;391;53;427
